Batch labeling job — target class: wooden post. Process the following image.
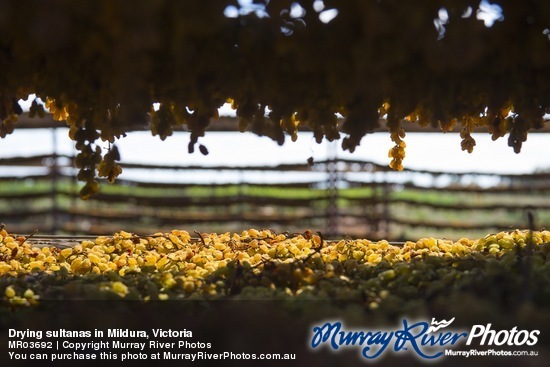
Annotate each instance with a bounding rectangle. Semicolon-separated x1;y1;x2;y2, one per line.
326;141;339;237
50;128;59;234
381;171;390;239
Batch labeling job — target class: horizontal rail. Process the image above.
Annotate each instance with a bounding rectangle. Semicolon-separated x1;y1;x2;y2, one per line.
13;113;550;134
346;180;550;193
2;154;550;179
340;196;550;211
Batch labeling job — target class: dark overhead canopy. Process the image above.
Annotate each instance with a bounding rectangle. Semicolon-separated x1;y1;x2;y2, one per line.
1;0;549;197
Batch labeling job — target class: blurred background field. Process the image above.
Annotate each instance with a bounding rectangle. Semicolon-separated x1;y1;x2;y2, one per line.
1;126;548;241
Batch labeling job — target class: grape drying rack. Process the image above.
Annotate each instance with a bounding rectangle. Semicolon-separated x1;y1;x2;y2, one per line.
18;234;406;249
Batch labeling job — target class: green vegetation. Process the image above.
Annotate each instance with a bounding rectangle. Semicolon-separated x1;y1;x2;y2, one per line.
1;177;549;241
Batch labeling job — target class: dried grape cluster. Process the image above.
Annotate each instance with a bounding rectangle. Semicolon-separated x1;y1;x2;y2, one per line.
0;1;549;197
1;227;550;314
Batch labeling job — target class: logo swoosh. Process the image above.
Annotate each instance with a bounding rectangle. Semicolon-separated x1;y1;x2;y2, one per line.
427;317;455;333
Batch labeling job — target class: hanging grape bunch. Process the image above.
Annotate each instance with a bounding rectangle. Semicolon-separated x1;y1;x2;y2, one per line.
0;0;548;198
